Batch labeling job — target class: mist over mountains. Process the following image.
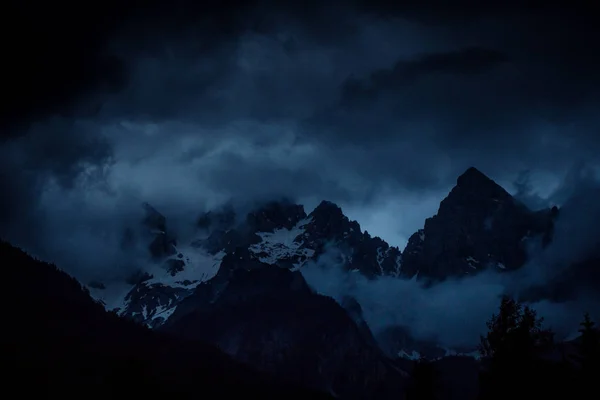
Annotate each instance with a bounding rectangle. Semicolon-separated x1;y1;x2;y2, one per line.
3;2;600;398
3;163;598;398
6;164;596;355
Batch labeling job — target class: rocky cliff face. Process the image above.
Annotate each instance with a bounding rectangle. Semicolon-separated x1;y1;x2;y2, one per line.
88;167;561;329
401;167;557;282
197;199;402;277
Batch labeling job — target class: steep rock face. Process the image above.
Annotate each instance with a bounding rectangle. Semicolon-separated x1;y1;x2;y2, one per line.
197;200;402;278
119;282;191;328
246;199;307;232
90;169;561;337
401;167;557;281
88;168;564;349
142;202;177;259
197;200;306;256
299;201;402;278
162;249;407;399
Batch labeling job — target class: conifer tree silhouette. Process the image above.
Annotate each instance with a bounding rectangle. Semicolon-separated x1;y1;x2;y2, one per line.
577;313;599;392
478;296;554;399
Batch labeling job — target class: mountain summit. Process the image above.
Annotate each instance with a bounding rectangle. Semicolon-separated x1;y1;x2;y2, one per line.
87;167;557;326
457;166;503;190
10;166;587;399
401;167;556;281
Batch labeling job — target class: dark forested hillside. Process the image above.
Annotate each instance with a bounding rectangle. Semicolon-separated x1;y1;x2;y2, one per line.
1;240;331;398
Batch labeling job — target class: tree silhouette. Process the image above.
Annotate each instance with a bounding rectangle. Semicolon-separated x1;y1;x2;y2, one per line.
478;296;554;399
577;313;599;391
479;296;554;361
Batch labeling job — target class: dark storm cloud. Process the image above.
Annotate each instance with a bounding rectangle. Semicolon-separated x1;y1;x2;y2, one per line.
345;46;509;91
314;38;600;183
301;4;600;188
1;1;132;135
2;1;600;280
0;118;113;245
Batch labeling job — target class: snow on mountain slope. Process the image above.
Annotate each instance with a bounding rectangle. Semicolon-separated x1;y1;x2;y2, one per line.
400;167;557;281
88;281;134;312
87;198;405;328
87;168;556;332
87;240;226;327
248;217;316;269
398;349;422;361
87;210;321;327
148;244;225;289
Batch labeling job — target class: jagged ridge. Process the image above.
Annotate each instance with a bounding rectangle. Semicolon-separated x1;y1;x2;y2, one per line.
401;167;557;281
88;167;557;328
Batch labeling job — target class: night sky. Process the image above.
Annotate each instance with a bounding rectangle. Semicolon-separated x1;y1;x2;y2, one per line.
2;1;599;290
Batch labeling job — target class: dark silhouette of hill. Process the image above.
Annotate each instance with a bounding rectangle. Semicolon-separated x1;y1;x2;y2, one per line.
162;248;408;398
1;240;331;398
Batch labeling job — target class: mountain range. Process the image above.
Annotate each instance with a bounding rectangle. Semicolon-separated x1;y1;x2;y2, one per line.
6;166;597;399
89;167;559;328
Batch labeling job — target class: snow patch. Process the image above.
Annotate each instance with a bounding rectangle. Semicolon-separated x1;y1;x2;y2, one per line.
88;242;224;317
394;255;402;276
441;348;482;360
398;349;422;361
466;256;480;269
376;247;385;274
146;246;225;289
249;217;315;268
88;281;134;313
149;301;178;325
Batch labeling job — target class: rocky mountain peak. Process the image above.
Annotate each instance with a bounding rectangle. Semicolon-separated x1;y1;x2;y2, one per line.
442;167;515;214
92;168;560;335
305;201;359;241
299;201;402;278
246;199;307;232
401;167;557;281
312;200;344;215
457;166;498;189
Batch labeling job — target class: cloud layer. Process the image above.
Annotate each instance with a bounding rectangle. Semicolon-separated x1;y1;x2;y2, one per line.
2;2;599;327
302;170;600;349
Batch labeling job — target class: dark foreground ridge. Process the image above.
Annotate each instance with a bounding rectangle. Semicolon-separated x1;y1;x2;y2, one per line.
1;240;332;398
161;248;408;398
